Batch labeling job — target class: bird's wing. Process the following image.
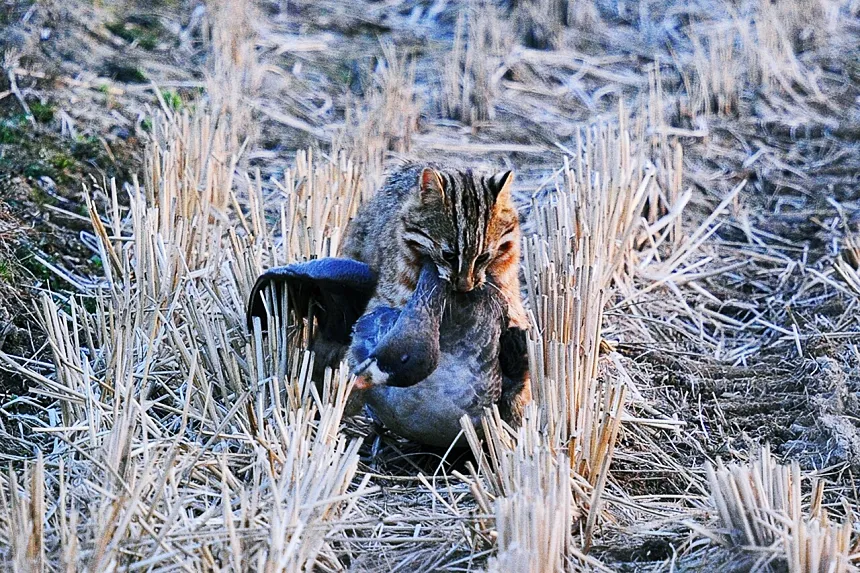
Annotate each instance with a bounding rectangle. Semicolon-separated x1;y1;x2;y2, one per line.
246;258;378;344
498;326;529;382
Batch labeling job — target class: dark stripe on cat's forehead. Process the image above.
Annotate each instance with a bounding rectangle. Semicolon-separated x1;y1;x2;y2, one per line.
456;172;468;271
459;173;473;267
462;173;475;252
442;171;460;256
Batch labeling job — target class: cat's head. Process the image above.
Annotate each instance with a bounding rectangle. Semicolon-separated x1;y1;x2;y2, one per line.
401;167;520;292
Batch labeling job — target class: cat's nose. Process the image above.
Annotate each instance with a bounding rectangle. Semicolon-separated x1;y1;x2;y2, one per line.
455;276;475;292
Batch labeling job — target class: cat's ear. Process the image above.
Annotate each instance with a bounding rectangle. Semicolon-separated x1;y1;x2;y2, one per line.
489;171;514;200
419;168;445;202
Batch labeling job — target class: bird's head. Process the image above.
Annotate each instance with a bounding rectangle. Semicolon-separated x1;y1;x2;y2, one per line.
353;328;439;390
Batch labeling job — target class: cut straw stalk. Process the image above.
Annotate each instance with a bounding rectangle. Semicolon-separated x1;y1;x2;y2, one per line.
462;405;580;573
267;149;365;262
336;42;418;196
442;3;508;124
835;234;860;296
205;0;261;152
522;112;650;468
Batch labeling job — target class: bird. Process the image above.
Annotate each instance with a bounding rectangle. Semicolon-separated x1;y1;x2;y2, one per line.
246;257;443;387
246;257;530;447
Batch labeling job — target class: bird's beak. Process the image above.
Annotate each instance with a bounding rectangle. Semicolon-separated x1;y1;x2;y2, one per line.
354;375;372;390
352;357;390;390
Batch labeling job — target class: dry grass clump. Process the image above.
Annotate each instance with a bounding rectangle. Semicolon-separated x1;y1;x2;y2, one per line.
678;0;857;123
0;106;375;569
522;117;648;473
461;406;617;571
737;0;832;97
685;24;744;118
204;0;261;151
441;2;510;124
337;43;420;195
835;233;860;296
469;406;578;572
144;110;236;222
261;149;366;261
511;0;568;51
706;446;859;572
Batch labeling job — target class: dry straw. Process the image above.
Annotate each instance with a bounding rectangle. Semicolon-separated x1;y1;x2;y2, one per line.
522;112;650;477
706;446;858;573
835;234;860;296
5;0;860;568
442;2;509;124
0;104;375;569
512;0;567;51
204;0;261;152
337;42;419;196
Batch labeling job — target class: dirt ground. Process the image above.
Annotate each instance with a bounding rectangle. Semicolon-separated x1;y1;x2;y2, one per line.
1;0;859;570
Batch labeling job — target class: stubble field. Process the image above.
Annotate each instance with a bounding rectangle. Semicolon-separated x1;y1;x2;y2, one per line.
0;0;859;570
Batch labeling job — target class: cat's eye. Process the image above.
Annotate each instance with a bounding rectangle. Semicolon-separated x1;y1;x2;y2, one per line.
475;252;491;267
442;250;457;264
